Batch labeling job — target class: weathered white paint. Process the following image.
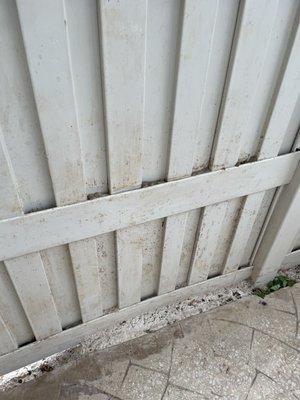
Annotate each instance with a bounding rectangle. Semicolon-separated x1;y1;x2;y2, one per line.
293;131;300;153
64;0;108;196
0;316;17;358
0;130;23;354
5;255;62;341
16;0;103;324
222;192;265;273
0;267;252;375
188;203;227;284
172;0;240;285
281;249;300;269
116;229;143;308
252;163;300;285
158;0;220;295
69;239;103;322
16;0;86;206
0;0;299;374
0;262;33;346
99;0;146;194
0;0;55;214
1;153;298;262
166;0;219;180
0;131;61;342
212;0;280;169
64;0;114;315
140;0;182;300
158;212;188;294
99;0;147;308
223;18;300;274
188;0;282;283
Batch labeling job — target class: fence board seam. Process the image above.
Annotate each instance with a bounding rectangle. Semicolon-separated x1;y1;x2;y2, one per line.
0;153;299;262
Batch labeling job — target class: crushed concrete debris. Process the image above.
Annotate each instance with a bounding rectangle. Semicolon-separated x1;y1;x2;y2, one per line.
1;265;299;392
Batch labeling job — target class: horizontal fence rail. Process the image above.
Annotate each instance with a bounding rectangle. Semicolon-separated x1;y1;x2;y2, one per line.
0;0;299;374
282;249;300;270
1;153;299;261
0;152;300;260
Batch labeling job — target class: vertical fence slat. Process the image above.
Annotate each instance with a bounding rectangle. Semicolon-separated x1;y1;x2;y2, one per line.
63;0;108;197
223;19;300;274
16;0;103;323
188;0;280;284
293;129;300;152
188;202;228;284
0;134;62;340
0;0;81;329
69;239;102;321
158;0;219;295
0;315;18;356
166;0;219;181
0;0;56;215
99;0;147;308
0;261;34;346
222;192;265;272
210;0;279;170
0;138;22;352
252;163;300;285
5;254;63;340
115;229;143;307
0;135;23;219
257;25;300;161
158;213;188;295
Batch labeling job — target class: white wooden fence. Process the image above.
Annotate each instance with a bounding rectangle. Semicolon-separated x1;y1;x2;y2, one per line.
0;0;299;375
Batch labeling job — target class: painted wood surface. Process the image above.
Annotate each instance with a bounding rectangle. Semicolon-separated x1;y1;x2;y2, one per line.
281;249;300;269
188;0;281;283
5;255;62;341
0;132;61;342
99;0;147;308
0;153;299;262
69;239;103;322
0;316;17;358
0;0;299;374
223;17;300;274
252;163;300;285
16;0;103;324
158;0;221;295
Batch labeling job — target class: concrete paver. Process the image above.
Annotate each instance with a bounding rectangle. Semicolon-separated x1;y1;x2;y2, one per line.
1;283;300;400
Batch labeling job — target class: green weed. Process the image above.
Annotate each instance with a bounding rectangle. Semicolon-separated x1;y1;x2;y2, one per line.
253;275;296;298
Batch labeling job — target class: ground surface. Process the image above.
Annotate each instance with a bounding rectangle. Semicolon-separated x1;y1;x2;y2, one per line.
1;283;300;400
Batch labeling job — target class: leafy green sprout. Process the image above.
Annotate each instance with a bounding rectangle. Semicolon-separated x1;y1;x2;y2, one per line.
253;275;296;298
